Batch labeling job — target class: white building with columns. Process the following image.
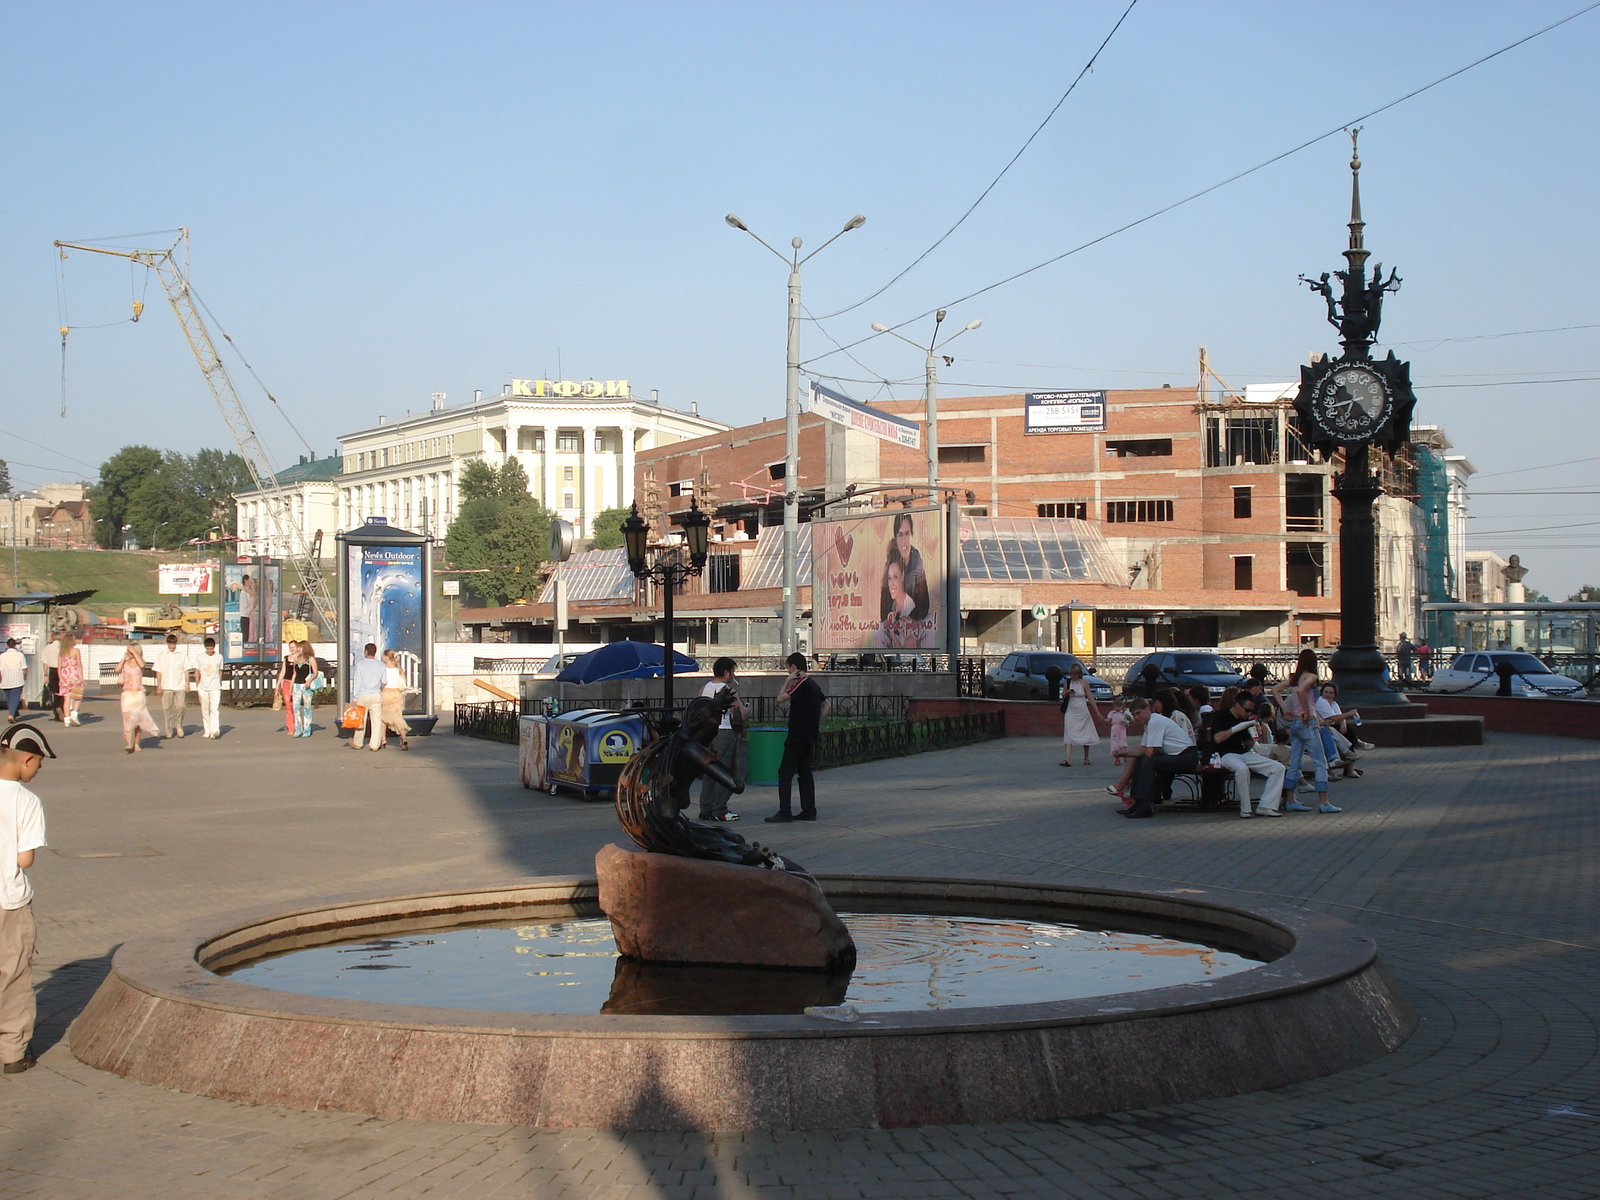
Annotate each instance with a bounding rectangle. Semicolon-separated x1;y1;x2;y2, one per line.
233;454;343;557
334;381;728;539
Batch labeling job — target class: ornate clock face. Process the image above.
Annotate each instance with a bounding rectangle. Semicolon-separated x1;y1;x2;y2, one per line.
1310;363;1389;441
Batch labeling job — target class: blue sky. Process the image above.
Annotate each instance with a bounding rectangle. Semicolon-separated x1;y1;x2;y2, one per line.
2;1;1595;597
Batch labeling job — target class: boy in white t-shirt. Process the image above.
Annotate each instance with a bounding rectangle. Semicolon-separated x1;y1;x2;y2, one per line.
0;723;53;1074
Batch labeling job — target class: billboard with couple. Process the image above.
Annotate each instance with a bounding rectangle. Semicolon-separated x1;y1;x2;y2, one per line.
811;507;944;650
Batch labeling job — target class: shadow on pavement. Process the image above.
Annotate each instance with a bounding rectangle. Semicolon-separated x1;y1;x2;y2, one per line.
33;950;117;1055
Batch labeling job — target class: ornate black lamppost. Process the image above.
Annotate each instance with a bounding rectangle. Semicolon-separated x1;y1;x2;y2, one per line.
1292;130;1419;709
622;498;711;713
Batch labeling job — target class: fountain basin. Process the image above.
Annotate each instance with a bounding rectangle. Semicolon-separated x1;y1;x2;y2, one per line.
69;874;1415;1129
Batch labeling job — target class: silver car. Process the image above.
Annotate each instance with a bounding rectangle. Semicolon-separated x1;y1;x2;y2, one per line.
985;652;1115;701
1426;652;1585;699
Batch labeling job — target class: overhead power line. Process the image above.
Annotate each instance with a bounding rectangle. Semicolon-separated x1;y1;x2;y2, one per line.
808;0;1140;322
1382;321;1600;350
804;0;1600;367
1474;454;1600;479
0;427;100;471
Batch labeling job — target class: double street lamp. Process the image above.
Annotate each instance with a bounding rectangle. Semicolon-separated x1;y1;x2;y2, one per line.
622;497;711;713
726;210;866;653
871;310;982;495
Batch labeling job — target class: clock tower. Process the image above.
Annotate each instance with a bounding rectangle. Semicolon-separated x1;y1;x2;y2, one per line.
1292;131;1419;708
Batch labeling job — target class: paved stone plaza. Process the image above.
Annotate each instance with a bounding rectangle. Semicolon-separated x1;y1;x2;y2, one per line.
2;698;1596;1199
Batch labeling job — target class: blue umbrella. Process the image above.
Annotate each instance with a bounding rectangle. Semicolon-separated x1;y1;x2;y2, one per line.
556;641;699;684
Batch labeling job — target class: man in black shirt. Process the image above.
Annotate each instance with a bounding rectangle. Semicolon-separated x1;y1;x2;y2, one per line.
1209;690;1286;818
767;653;828;822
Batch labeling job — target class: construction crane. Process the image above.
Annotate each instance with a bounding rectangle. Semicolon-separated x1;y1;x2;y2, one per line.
53;229;336;631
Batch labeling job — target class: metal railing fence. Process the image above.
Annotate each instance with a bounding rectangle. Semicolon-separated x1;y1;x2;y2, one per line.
814;711;1006;770
453;700;519;744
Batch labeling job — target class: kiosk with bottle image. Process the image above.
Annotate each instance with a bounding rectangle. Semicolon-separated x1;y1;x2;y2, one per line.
336;519;436;735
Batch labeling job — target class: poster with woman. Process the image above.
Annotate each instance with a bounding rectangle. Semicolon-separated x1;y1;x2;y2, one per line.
222;562;281;663
811;508;944;650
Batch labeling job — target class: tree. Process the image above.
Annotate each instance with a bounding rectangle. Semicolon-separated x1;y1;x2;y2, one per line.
589;505;634;551
190;449;253;534
0;459;10;494
457;459;500;503
1570;585;1600;602
91;445;254;548
90;445;163;547
443;458;550;605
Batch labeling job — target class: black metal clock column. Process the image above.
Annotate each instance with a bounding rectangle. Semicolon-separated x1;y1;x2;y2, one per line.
1293;131;1418;709
623;498;711;716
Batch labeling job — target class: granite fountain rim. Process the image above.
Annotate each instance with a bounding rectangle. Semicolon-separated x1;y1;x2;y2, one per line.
97;871;1379;1041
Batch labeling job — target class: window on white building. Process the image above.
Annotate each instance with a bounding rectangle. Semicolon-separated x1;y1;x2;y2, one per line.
556;431;581;453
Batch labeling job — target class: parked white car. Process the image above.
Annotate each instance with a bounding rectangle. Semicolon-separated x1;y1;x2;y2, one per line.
1427;652;1586;698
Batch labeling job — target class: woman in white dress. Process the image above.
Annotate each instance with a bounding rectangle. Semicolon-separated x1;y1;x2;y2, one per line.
1059;664;1103;767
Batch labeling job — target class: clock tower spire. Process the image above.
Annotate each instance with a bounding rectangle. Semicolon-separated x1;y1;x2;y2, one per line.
1345;127;1368;275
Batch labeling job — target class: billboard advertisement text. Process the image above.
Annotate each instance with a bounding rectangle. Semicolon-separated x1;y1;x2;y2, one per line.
811;508;943;650
1025;390;1106;434
159;562;217;595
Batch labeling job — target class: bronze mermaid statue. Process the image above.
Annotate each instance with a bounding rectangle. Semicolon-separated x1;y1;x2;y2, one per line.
614;692;807;874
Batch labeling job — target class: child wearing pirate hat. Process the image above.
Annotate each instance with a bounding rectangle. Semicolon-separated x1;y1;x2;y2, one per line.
0;722;54;1073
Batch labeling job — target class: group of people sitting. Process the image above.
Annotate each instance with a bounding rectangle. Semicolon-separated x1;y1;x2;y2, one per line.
1102;649;1374;819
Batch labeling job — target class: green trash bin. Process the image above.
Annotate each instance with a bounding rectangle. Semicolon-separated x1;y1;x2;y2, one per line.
744;726;788;786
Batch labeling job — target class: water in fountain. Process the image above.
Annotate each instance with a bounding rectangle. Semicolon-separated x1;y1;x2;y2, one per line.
222;911;1265;1016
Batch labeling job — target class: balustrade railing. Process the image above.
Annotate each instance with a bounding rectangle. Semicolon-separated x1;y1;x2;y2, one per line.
814;711;1006;769
453;700;519;743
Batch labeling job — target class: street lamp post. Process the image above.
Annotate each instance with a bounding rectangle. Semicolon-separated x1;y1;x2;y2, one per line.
870;311;982;495
726;211;865;653
622;497;711;716
6;493;18;595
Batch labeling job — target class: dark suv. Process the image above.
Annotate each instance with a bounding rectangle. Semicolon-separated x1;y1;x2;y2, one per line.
1122;652;1247;700
985;652;1114;701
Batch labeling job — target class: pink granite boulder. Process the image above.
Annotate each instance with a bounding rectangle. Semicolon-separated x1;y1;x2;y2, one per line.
596;842;856;973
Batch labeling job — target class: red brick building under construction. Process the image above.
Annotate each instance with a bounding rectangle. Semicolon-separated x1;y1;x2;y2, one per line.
463;385;1362;654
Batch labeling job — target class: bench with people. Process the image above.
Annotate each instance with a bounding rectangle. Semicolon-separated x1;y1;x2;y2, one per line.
1103;662;1373;819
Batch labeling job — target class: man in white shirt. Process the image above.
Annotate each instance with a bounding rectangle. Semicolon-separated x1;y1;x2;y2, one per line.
0;641;26;723
696;657;749;823
150;634;192;739
191;637;225;738
0;722;53;1073
1121;697;1198;819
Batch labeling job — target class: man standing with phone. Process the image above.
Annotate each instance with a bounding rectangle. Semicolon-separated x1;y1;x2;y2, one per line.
767;653;828;823
697;657;748;823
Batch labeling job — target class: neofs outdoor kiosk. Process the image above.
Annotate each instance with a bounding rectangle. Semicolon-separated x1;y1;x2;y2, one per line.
336;519;434;729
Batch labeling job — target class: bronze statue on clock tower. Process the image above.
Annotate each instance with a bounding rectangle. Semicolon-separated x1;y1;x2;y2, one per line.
1291;130;1419;708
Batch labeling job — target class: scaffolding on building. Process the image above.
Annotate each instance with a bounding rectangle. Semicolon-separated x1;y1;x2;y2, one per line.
1412;443;1458;648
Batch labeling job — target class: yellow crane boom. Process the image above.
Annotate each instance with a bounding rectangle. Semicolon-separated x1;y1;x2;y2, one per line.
54;229;335;629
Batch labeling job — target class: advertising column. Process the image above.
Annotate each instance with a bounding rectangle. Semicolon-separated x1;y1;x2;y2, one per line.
336;519;434;719
221;558;281;664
